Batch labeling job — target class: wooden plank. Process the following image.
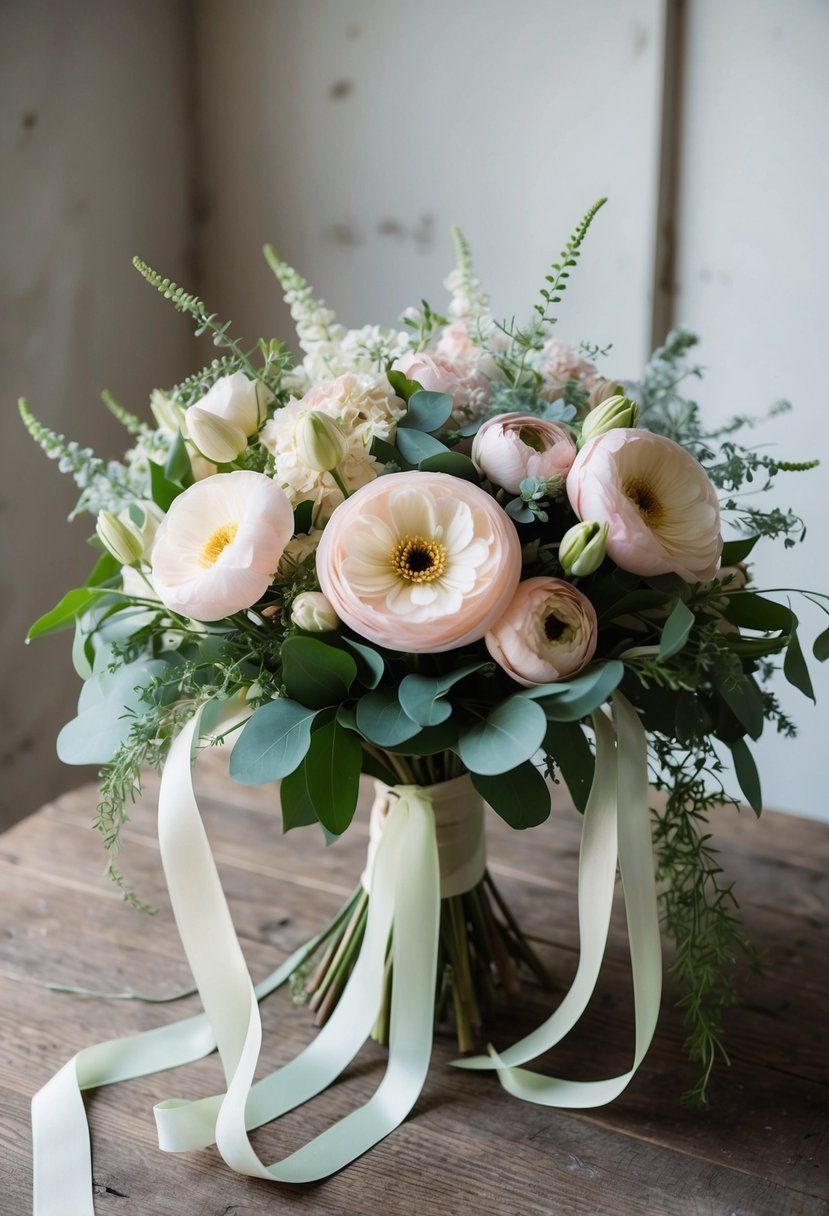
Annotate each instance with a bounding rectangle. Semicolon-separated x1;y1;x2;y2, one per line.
1;773;827;1213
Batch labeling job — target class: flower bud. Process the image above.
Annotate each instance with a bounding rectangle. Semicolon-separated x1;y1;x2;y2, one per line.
194;371;271;436
150;390;185;436
579;394;639;448
123;500;165;553
96;509;144;567
290;590;339;633
587;377;625;410
185;405;248;464
559;520;609;577
471;412;576;495
295;410;347;473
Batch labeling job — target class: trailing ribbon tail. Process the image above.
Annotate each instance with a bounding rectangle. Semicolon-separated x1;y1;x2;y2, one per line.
453;692;662;1109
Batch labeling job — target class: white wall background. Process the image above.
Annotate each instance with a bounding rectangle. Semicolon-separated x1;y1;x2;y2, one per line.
2;0;827;825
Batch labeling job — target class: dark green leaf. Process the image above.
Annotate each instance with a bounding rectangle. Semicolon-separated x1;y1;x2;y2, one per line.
229;699;317;784
293;499;314;534
813;625;829;662
526;662;625;722
544;720;595;813
164;428;193;485
418;451;480;481
398;661;487;727
85;550;121;587
27;587;104;641
720;535;760;564
281;635;357;709
304;719;363;835
472;763;551;829
395;427;449;464
387;370;422;402
730;737;763;816
458;697;547;775
659;598;695;661
722;593;792;633
355;689;421;746
149;461;185;512
714;671;764;740
399;390;454;432
279;761;319;832
597;589;672;623
370;435;412;470
784;623;815;701
336;635;385;688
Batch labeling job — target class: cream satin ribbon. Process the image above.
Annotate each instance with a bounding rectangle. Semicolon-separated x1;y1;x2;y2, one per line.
453;692;662;1106
31;691;659;1212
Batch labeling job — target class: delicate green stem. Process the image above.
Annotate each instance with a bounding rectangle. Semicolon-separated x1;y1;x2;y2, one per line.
330;467;350;499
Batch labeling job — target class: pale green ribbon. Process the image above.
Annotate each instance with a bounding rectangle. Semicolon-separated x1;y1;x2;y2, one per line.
31;691;658;1212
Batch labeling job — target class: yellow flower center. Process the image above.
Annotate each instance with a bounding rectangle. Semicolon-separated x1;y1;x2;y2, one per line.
623;477;664;525
389;535;448;584
200;522;239;567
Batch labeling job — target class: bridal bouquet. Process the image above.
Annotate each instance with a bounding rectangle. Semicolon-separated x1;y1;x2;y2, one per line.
23;200;827;1208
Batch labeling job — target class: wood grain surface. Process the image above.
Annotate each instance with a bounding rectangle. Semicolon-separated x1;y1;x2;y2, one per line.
1;757;827;1215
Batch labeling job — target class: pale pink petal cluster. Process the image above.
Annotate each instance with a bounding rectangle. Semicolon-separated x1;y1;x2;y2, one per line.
567;429;722;582
392;345;493;424
260;373;405;522
486;577;598;687
151;471;294;621
535;338;598;402
316;471;522;653
472;412;577;494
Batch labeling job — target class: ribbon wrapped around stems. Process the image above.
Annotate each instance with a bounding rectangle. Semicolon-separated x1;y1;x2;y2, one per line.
31;691;660;1215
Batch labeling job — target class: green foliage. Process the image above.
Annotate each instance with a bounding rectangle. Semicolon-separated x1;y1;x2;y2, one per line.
457;696;547;775
302;719;363;835
229;698;318;784
471;762;551;829
281;636;357;709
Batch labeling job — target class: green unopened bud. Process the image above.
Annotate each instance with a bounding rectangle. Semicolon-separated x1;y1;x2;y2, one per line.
123;501;165;553
150;390;185;436
185;405;248;464
559;520;609;576
579;394;639;448
96;510;144;567
295;410;347;473
587;377;625;409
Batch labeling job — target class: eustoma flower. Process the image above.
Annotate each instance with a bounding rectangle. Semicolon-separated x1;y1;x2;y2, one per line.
472;413;577;495
151;471;294;620
315;471;522;652
486;577;598;686
567;429;722;582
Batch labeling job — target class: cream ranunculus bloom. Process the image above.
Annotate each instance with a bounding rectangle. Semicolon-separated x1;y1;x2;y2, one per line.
315;471;522;653
485;577;598;687
567;429;722;583
151;471;294;621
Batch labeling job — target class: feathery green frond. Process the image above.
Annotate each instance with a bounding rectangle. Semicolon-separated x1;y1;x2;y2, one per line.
534;196;607;324
101;390;153;439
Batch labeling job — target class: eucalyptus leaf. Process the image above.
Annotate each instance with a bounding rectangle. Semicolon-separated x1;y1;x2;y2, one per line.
57;658;169;765
370;435;412;470
523;661;625;722
659;598;695;661
304;719;363;835
472;762;551;829
335;635;385;689
418;451;480;481
395;427;449;463
387;369;422;402
384;719;458;755
399;390;454;433
458;697;547;775
281;635;357;709
355;689;421;747
730;737;763;816
229;699;317;784
398;661;487;727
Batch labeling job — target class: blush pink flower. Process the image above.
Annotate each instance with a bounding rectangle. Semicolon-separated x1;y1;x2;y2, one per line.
392;348;492;422
536;338;598;402
486;577;598;687
151;471;294;621
567;429;722;582
315;471;522;653
472;413;577;494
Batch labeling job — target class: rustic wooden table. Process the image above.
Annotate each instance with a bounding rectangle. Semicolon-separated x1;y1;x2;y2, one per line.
1;759;827;1215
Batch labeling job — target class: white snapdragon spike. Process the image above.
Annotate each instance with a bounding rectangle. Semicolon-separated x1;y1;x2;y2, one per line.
316;471;522;653
472;413;577;495
485;576;598;687
151;471;294;621
567;428;723;582
191;371;272;436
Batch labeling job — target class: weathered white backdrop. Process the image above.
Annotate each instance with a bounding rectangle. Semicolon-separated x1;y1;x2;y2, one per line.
2;0;827;827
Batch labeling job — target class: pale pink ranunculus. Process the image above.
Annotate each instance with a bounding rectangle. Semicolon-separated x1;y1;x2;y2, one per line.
536;338;598;403
567;429;722;583
472;412;577;494
151;471;294;621
485;577;598;687
392;348;492;421
315;471;522;653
